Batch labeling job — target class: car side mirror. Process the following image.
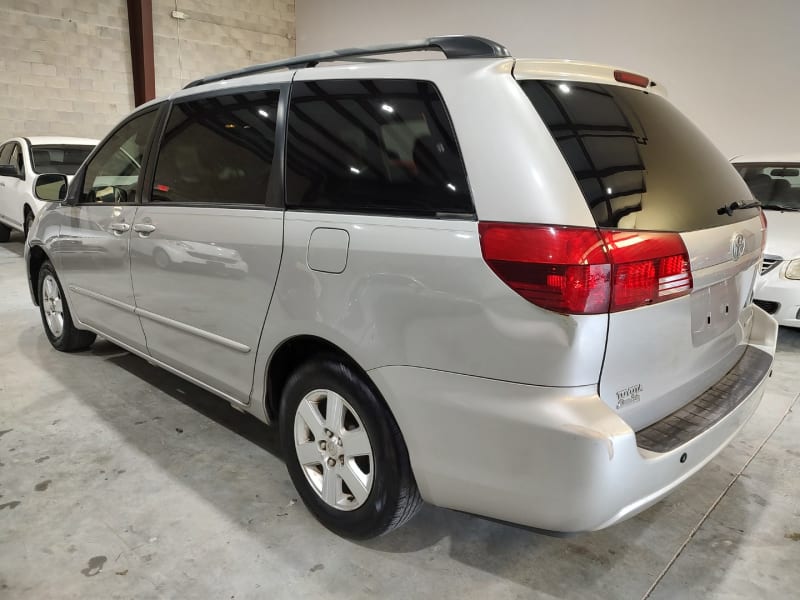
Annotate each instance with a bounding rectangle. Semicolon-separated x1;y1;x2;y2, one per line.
0;164;20;178
33;173;68;202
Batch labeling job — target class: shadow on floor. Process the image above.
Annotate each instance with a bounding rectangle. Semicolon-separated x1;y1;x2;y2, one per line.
16;323;790;597
0;234;24;257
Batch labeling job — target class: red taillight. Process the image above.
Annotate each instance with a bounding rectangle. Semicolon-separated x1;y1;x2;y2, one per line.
601;230;693;312
479;223;693;315
478;223;610;314
613;69;650;88
759;209;767;252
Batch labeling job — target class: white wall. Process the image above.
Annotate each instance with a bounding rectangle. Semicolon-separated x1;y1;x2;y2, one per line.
296;0;798;158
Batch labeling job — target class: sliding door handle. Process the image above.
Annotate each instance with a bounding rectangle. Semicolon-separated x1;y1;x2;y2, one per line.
133;223;156;233
109;222;130;233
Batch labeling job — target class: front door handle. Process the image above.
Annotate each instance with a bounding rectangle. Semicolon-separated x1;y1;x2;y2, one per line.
109;222;130;233
133;223;156;234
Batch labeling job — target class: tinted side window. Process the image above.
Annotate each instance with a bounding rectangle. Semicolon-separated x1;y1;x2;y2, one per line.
151;90;279;206
81;109;158;204
286;79;473;217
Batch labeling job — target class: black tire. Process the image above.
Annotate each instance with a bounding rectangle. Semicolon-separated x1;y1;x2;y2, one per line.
0;221;10;243
37;261;96;352
24;210;34;239
280;358;422;539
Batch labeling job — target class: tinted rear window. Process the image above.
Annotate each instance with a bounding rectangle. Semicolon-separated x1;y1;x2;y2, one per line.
520;80;757;231
32;144;94;175
286;79;473;218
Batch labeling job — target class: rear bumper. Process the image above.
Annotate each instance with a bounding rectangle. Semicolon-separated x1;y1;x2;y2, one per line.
369;306;778;532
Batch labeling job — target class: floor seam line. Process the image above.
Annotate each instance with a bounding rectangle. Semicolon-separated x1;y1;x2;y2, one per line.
640;389;800;600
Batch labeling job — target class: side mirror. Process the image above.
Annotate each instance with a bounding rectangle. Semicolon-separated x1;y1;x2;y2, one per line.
0;164;20;178
34;173;68;202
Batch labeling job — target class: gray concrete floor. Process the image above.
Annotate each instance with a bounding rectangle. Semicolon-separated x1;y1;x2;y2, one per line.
1;231;799;600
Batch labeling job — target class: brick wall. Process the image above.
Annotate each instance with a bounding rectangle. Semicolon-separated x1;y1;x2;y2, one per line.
0;0;295;142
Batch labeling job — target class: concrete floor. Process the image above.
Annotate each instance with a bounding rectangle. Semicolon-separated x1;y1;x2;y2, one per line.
1;231;799;600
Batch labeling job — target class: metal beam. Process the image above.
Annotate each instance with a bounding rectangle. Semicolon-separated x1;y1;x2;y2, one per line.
127;0;156;106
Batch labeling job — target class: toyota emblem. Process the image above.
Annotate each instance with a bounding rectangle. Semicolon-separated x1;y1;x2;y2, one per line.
731;233;746;261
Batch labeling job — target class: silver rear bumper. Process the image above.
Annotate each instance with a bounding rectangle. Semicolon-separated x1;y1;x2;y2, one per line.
368;306;778;532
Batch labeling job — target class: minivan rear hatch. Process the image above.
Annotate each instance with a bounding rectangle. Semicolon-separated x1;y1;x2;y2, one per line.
516;69;765;431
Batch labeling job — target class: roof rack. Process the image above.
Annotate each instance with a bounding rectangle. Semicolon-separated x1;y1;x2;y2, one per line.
183;35;510;89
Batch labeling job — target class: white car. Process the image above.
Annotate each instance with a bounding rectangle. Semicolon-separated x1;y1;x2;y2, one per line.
732;154;800;328
0;136;97;241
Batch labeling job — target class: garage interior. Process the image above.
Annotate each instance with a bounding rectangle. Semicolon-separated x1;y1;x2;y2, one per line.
1;1;799;598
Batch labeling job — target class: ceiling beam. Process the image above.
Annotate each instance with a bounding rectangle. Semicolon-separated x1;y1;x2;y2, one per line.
126;0;156;106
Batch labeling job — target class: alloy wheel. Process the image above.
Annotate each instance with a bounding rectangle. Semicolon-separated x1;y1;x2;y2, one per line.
41;274;64;337
293;388;374;511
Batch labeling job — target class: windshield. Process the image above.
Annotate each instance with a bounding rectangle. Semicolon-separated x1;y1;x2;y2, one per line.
31;144;94;175
733;163;800;211
519;80;759;231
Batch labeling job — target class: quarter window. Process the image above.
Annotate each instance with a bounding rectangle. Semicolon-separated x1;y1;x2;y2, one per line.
150;90;280;206
0;143;13;165
8;143;24;178
286;79;473;217
81;109;158;204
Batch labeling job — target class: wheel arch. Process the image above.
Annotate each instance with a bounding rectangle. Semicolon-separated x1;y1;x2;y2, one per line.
265;335;387;425
28;244;49;305
23;203;34;232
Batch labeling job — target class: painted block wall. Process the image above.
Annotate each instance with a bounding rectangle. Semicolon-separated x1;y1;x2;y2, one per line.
0;0;294;142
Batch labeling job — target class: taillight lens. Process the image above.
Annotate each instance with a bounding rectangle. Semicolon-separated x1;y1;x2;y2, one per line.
478;223;610;314
479;223;693;315
601;230;693;311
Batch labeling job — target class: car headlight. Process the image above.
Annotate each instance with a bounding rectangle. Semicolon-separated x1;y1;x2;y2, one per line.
787;259;800;280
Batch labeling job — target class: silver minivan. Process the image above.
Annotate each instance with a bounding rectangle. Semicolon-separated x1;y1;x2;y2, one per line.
25;36;778;539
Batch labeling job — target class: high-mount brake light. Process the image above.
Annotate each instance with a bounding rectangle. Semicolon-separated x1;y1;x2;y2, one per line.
479;223;693;315
613;69;650;88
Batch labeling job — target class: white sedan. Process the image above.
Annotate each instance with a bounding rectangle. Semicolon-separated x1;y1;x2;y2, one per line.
732;153;800;328
0;136;97;241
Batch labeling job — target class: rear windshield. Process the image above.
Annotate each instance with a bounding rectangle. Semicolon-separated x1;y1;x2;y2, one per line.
31;144;94;175
733;163;800;211
520;80;758;231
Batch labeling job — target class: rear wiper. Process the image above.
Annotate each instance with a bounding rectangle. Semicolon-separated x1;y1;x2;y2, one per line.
717;200;761;216
760;204;800;212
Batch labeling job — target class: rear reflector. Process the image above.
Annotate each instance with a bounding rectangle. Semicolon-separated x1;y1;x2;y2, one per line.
613;69;650;88
479;223;693;315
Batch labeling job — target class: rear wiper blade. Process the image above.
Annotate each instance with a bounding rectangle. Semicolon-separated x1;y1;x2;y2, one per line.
717;200;761;216
760;204;800;212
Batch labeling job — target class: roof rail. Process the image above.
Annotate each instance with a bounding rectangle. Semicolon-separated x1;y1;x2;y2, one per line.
183;35;510;89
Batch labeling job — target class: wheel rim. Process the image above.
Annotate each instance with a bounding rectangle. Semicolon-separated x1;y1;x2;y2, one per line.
42;274;64;337
294;389;374;511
